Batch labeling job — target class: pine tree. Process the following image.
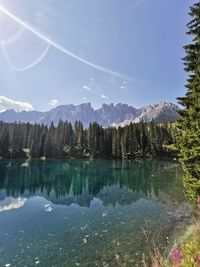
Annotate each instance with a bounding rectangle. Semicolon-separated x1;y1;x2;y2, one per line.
0;126;9;157
177;2;200;200
44;122;55;158
74;121;84;149
112;128;118;158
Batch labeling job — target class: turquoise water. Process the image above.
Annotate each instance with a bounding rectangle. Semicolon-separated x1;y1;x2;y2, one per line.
0;160;189;267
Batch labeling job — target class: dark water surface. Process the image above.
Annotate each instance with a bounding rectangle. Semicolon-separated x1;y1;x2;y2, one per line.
0;159;189;267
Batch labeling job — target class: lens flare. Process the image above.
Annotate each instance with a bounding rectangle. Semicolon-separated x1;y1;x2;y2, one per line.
0;5;130;80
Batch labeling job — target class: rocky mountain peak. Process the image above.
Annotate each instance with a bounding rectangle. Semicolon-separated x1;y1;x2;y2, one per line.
0;102;178;127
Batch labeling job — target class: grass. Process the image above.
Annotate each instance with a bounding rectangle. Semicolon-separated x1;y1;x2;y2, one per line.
168;222;200;267
143;206;200;267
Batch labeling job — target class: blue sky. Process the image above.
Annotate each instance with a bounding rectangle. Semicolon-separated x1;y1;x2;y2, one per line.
0;0;196;110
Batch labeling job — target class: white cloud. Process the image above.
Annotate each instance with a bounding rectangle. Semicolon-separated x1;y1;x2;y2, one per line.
83;96;87;100
0;197;26;212
0;96;34;113
83;77;95;92
101;95;107;99
121;81;127;89
49;99;59;106
83;85;91;91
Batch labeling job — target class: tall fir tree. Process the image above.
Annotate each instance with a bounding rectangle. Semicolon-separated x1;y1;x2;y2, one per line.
177;2;200;200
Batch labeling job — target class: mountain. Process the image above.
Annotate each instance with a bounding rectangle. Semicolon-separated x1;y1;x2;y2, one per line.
0;102;178;127
96;103;139;126
117;102;178;127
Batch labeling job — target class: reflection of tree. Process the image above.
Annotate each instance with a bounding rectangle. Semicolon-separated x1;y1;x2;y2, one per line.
0;160;184;207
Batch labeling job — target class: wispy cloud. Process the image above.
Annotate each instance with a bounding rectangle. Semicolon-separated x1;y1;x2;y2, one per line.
0;96;34;112
49;99;59;106
83;77;96;92
83;85;91;91
101;95;107;99
120;81;128;89
83;96;87;100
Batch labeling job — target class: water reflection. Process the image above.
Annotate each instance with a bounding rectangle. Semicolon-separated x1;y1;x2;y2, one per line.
0;160;190;267
0;159;184;207
0;197;26;212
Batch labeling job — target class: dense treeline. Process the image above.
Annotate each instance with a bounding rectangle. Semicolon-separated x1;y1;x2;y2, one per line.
0;120;176;159
0;121;176;159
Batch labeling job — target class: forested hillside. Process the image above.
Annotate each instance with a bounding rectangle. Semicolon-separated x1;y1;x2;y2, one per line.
0;120;176;159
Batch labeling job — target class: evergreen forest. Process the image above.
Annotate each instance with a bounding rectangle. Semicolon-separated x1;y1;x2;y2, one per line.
0;120;176;159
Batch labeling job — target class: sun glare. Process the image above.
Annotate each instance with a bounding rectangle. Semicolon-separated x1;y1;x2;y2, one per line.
0;4;129;79
0;4;51;71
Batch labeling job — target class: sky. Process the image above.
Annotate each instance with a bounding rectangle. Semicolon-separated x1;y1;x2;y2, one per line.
0;0;197;111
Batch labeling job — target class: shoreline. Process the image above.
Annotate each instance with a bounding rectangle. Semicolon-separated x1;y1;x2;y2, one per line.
147;205;200;267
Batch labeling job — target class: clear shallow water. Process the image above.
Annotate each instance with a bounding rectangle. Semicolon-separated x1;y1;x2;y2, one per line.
0;159;189;267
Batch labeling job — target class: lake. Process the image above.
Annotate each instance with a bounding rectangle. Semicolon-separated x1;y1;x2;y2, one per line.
0;159;191;267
